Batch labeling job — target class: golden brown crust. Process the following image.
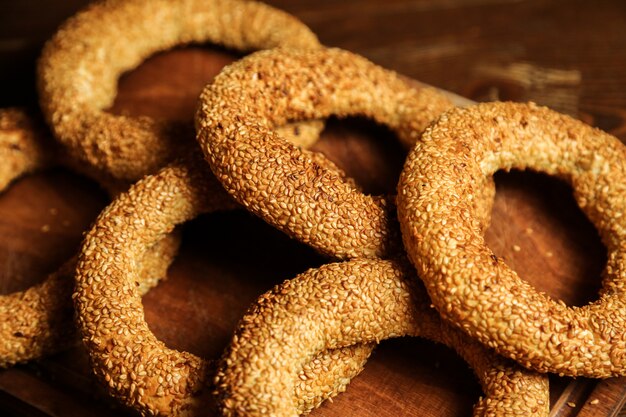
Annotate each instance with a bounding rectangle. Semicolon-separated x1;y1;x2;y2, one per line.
0;234;180;368
38;0;322;181
0;109;181;367
398;101;626;377
0;107;129;196
0;108;56;190
216;258;550;417
74;157;375;416
195;47;455;260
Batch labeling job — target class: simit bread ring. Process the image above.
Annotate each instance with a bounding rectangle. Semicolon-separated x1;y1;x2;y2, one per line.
0;108;341;368
216;258;550;417
0;108;135;196
210;130;512;416
0;108;181;367
195;47;462;260
0;108;54;190
398;101;626;377
74;156;375;416
38;0;323;181
0;244;179;368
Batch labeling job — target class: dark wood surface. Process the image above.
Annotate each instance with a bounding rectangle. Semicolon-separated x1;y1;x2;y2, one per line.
1;1;626;416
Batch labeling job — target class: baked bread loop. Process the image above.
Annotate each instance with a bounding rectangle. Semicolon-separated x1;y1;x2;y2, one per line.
0;108;54;190
38;0;322;181
398;101;626;377
195;47;455;259
0;108;341;371
216;258;550;417
0;109;182;367
213;148;520;416
74;156;376;416
0;237;179;368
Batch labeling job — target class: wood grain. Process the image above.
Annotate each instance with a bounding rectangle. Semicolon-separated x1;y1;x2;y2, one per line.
1;1;626;416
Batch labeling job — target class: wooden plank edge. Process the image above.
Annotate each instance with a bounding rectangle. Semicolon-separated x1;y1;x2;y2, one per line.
0;366;127;417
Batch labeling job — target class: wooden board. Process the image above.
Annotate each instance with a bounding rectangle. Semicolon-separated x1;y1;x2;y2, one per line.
3;0;626;415
0;45;625;417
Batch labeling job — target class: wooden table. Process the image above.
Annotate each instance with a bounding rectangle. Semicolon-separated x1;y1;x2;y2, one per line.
1;1;626;416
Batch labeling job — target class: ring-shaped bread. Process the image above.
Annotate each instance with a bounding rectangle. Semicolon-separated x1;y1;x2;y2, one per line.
0;108;54;190
217;258;550;417
195;47;457;259
74;156;376;416
398;101;626;377
38;0;323;181
0;108;180;367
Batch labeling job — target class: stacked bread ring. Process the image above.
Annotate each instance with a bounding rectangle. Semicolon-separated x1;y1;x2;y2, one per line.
1;0;625;416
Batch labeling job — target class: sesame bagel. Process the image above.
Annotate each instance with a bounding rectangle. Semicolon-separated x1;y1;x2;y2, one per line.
0;108;181;367
398;101;626;377
195;47;459;260
74;156;376;416
0;108;54;190
217;258;550;417
38;0;323;181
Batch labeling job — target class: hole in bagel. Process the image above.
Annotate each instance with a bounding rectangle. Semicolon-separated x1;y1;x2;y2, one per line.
484;169;606;307
311;116;406;195
143;211;326;358
110;45;240;122
314;338;482;417
0;169;108;295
